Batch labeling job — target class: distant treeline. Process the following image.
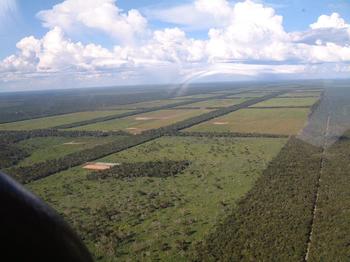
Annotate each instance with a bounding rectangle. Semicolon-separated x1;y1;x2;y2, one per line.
52;94;229;129
0;91;174;124
5;91;287;184
144;91;288;136
87;160;190;180
0;129;129;144
193;137;323;261
170;131;289;139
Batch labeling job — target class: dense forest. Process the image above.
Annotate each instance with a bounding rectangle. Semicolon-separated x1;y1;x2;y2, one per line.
87;160;190;180
193;137;322;261
0;143;29;169
307;133;350;261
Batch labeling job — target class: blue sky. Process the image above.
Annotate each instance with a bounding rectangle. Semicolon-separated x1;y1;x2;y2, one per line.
1;0;350;91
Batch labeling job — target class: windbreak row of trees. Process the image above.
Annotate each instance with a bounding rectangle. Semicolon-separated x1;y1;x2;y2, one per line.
170;131;289;138
6;132;161;184
6;91;286;183
143;91;287;136
307;133;350;261
87;160;190;180
193;137;323;261
0;129;129;143
53;94;229;129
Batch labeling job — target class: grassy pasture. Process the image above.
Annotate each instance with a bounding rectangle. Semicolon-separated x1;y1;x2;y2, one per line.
0;110;132;131
12;136;125;168
185;108;310;135
176;98;250;108
171;94;219;100
72;109;212;134
251;97;319;107
227;91;274;98
109;99;188;109
27;136;287;261
278;91;322;97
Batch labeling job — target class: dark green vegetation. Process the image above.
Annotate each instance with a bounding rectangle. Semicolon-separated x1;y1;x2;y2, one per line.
4;90;286;184
6;134;155;184
87;160;190;180
0;142;29;169
307;134;350;261
28;136;287;260
194;137;323;261
2;80;349;261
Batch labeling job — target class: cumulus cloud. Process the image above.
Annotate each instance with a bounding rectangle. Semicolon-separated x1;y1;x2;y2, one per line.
1;0;350;89
310;13;349;29
37;0;148;44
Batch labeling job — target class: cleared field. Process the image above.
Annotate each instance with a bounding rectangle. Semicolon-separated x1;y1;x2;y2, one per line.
227;91;274;98
109;99;187;109
186;108;310;135
72;109;212;134
278;91;322;97
171;94;218;100
13;136;123;167
0;110;132;130
176;98;250;108
27;136;287;261
251;97;319;107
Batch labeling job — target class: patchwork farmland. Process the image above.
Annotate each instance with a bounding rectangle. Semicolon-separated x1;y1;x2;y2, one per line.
1;81;350;261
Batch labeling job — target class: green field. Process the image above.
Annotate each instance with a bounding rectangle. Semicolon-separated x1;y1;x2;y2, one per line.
110;99;188;109
171;94;218;100
251;97;319;107
227;91;274;98
0;110;132;130
278;91;322;97
27;136;287;261
176;98;250;108
186;108;310;135
72;109;212;134
13;136;126;168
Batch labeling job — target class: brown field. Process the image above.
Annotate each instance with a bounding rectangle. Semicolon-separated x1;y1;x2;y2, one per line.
83;162;119;171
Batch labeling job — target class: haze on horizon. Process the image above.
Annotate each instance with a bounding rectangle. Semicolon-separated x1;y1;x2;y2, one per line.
0;0;350;91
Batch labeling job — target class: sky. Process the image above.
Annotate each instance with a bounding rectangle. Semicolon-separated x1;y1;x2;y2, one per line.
0;0;350;91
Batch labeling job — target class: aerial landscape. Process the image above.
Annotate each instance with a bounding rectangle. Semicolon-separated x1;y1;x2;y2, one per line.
1;0;350;261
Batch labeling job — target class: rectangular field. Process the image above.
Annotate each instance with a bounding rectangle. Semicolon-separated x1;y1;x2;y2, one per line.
109;99;187;109
227;91;274;98
171;94;218;100
0;110;132;130
251;97;319;107
27;136;287;261
176;98;250;108
12;136;125;168
185;108;310;135
278;91;322;97
72;109;212;134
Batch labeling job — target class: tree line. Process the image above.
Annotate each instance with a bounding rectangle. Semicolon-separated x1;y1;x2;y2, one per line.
0;129;129;144
5;91;288;184
87;160;190;180
307;131;350;261
193;137;323;261
52;94;229;129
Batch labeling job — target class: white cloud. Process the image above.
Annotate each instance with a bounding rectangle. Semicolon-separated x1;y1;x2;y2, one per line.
2;0;350;90
37;0;148;44
310;13;349;29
